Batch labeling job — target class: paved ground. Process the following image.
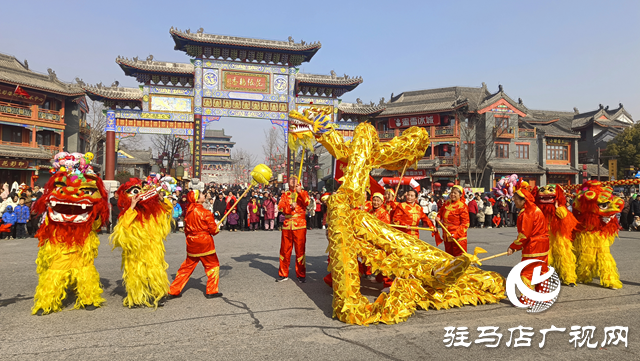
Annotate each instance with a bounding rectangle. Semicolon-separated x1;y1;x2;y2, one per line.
0;226;639;360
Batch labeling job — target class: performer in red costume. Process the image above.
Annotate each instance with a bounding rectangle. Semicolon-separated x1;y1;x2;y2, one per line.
277;176;310;283
390;189;434;237
436;185;470;256
168;190;222;299
507;182;550;304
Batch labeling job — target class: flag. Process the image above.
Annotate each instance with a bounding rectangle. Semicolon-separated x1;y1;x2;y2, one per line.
14;85;30;97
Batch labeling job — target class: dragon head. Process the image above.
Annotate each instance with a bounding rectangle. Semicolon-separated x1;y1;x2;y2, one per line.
116;178;169;221
288;107;333;151
573;181;623;226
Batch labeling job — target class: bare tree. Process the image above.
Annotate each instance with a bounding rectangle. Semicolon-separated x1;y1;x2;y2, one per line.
458;112;502;188
261;126;286;174
86;98;106;156
150;134;189;173
231;147;258;184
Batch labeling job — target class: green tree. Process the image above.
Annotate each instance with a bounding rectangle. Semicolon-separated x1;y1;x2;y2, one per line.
606;122;640;179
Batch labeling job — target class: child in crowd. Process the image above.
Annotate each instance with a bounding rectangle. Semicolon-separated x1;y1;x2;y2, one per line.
1;205;17;239
227;208;239;232
14;197;30;239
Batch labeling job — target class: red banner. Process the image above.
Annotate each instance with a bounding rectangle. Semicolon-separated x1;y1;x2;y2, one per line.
0;84;46;105
389;114;440;128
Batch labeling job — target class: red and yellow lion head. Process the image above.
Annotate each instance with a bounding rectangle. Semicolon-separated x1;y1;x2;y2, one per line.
33;170;109;246
116;178;169;221
573;180;624;234
535;184;567;214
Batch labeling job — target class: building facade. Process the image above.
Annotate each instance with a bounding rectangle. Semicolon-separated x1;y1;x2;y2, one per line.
201;129;235;183
0;52;87;186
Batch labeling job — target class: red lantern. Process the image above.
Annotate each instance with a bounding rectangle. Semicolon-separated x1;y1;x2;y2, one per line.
447;182;455;187
442;144;448;152
433;182;441;187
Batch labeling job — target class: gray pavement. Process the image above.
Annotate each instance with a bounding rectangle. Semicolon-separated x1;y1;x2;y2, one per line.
0;226;639;360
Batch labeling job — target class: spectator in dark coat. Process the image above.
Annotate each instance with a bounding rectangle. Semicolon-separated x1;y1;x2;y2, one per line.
237;194;249;231
213;193;227;225
14;197;30;239
109;193;120;233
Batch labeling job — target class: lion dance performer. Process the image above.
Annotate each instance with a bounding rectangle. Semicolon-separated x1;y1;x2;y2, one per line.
110;178;172;308
289;107;505;325
169;189;222;298
436;185;469;257
572;181;624;289
31;152;109;315
534;184;578;286
507;181;549;305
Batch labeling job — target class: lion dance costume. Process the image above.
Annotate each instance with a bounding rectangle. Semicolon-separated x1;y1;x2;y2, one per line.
31;152;109;315
110;178;172;308
534;184;578;285
572;181;624;289
289;108;505;325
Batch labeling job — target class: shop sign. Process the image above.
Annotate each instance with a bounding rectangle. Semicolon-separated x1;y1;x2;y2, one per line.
0;159;29;169
389;114;440;128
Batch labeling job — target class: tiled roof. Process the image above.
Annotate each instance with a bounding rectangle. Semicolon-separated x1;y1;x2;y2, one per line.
204;129;232;139
118;148;153;165
0;144;53;160
83;84;143;101
170;27;321;52
433;168;458;177
296;73;362;87
417;158;439;169
490;163;545;174
337;101;385;116
116;56;194;75
534;117;580;138
477;86;528;114
571;105;634;130
379;85;490;117
579;163;609;176
546;165;579;174
0;52;85;96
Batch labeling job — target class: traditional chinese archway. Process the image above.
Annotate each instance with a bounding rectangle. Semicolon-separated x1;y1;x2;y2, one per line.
84;28;363;182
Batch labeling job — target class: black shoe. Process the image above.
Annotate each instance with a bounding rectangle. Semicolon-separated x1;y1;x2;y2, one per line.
569;283;576;287
166;293;182;300
275;276;289;282
204;292;223;299
85;305;98;311
297;277;306;283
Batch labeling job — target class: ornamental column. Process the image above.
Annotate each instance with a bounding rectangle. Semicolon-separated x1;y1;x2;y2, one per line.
192;59;203;179
105;109;116;180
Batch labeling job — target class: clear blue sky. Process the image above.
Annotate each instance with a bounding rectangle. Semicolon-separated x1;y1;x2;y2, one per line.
2;0;638;157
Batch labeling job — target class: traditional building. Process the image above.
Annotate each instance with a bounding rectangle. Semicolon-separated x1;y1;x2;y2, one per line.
116;147;154;178
0;52;87;186
201;129;235;183
571;104;634;164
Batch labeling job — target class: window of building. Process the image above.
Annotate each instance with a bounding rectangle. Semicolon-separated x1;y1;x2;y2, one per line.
496;116;509;131
547;144;568;160
496;144;509;158
516;144;529;159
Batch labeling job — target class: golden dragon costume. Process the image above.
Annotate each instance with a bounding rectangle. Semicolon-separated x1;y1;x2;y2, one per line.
534;184;578;285
110;178;172;308
289;108;505;325
31;152;109;315
572;180;624;289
